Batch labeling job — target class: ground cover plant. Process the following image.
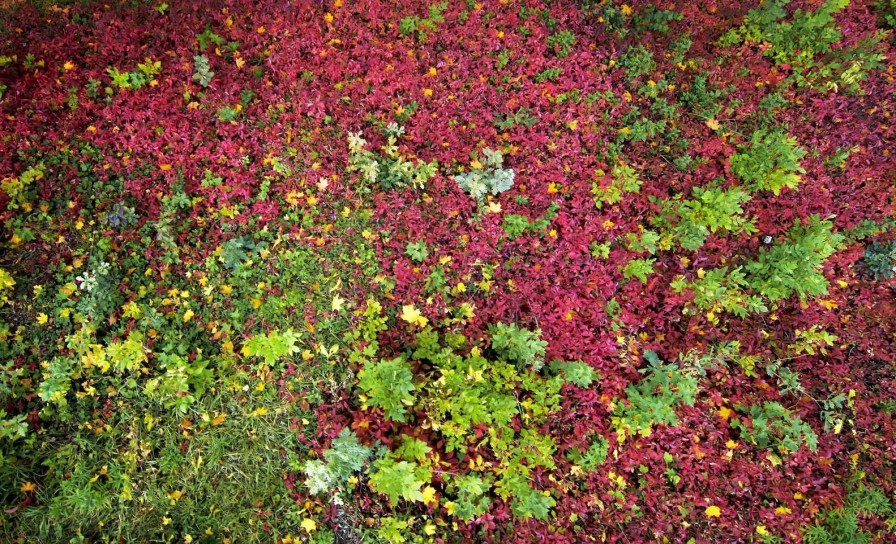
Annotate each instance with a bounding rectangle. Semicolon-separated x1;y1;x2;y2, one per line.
1;0;896;542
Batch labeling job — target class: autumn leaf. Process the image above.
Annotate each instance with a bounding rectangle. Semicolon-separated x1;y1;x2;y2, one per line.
332;294;346;311
400;304;428;327
301;518;316;533
705;505;721;518
166;489;184;503
718;406;733;420
422;485;438;506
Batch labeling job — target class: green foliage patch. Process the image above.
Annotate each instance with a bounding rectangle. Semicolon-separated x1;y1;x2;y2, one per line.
348;123;438;191
720;0;886;93
653;186;756;251
342;304;598;521
453;148;515;203
729;129;807;195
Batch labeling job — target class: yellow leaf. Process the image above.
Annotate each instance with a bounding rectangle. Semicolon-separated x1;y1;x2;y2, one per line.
705;505;721;518
20;482;36;492
487;201;502;213
211;414;227;426
159;164;172;171
756;525;769;536
706;118;721;131
422;485;438;506
36;313;48;324
167;489;184;502
301;518;316;533
400;304;428;327
332;294;346;312
819;299;838;310
718;406;732;420
774;506;792;515
122;301;141;319
182;309;194;322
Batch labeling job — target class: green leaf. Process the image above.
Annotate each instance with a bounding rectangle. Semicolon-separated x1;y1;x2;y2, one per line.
405;240;429;262
550;360;599;387
592;163;642;208
580;435;610;470
489;323;547;370
325;429;373;479
745;215;843;302
394;435;432;462
454;149;515;203
614;359;698;436
358;356;416;422
622;258;655;283
244;329;301;366
369;457;427;506
192;55;214;87
730;129;806;194
734;401;818;454
304;429;372;496
497;471;555;520
502;214;531;240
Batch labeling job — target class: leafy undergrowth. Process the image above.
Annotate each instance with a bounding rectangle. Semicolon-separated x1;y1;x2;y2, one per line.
1;0;896;542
